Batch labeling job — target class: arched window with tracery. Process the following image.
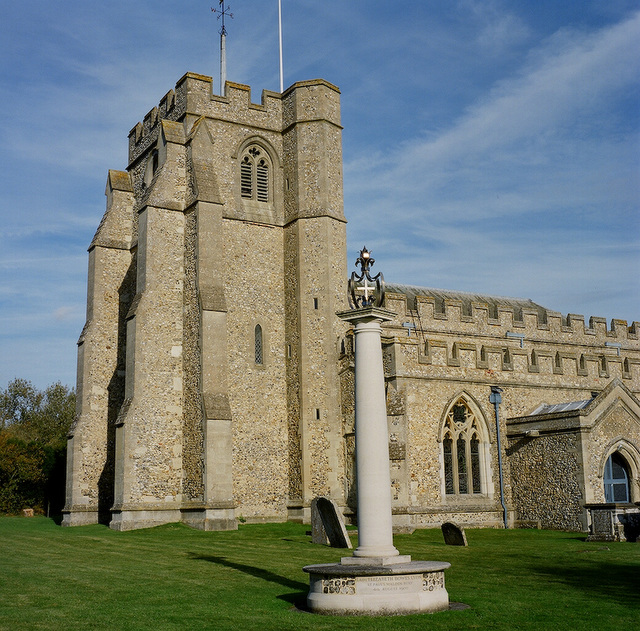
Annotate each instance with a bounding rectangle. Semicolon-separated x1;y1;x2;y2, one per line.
240;146;270;202
441;397;487;496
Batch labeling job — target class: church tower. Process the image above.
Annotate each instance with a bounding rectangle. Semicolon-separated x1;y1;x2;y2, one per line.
63;73;348;530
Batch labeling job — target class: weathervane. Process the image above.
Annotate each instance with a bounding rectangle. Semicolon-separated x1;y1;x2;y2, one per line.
348;247;385;309
212;1;234;94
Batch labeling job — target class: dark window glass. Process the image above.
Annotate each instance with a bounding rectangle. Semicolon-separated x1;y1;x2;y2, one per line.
254;324;263;365
604;453;629;503
457;436;468;494
443;438;454;495
471;437;481;494
453;404;466;425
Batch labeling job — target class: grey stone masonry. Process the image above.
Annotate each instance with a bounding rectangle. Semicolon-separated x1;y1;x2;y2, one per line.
64;73;347;531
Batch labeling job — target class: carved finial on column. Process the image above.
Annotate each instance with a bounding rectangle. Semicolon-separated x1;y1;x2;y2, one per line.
348;247;385;309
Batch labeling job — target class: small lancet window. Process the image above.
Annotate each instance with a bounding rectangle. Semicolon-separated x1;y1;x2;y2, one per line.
254;324;263;365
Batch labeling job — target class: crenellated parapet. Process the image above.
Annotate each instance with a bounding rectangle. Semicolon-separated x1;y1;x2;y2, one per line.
126;73;342;168
378;287;640;388
128;88;181;165
383;287;639;343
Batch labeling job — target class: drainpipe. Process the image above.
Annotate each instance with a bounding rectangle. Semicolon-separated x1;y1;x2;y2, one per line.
490;386;508;529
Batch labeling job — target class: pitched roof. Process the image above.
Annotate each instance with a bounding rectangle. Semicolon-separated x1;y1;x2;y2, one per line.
385;282;549;320
529;400;593;415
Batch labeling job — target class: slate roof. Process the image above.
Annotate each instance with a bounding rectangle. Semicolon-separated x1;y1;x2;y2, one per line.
385;283;550;320
529;400;593;416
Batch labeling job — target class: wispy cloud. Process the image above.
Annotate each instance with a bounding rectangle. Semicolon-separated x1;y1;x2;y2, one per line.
345;10;640;321
0;2;637;388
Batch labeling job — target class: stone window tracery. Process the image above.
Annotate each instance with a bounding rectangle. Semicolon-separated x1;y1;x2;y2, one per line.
442;398;485;495
240;146;270;202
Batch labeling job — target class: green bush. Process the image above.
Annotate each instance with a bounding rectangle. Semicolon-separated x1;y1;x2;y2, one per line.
0;379;74;514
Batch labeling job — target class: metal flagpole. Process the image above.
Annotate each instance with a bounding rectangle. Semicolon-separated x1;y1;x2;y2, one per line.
212;1;234;95
278;0;284;92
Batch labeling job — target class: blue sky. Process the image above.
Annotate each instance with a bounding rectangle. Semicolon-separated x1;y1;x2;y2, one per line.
1;1;638;389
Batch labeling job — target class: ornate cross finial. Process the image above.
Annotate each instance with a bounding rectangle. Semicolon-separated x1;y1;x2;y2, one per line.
348;247;385;309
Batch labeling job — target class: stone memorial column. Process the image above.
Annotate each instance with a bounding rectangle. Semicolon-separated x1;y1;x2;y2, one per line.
303;248;450;616
339;308;403;561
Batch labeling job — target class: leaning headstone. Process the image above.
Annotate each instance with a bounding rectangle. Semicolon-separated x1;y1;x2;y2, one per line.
310;498;329;545
441;522;468;546
310;497;352;549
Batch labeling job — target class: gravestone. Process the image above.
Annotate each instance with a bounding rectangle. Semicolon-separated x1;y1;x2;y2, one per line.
311;497;352;549
441;522;467;546
586;504;640;542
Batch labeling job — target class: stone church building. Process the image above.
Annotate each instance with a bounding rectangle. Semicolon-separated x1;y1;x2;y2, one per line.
63;73;640;537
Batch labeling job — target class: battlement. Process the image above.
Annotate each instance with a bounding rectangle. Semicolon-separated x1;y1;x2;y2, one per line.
127;72;341;166
384;289;639;345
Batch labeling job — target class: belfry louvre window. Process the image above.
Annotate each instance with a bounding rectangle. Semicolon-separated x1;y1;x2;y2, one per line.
240;146;270;202
442;398;484;495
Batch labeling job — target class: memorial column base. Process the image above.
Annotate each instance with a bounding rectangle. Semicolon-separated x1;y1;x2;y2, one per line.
303;559;450;616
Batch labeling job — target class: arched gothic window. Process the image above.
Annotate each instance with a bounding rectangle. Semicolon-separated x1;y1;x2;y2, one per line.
240;146;270;202
604;452;630;503
254;324;263;365
442;398;486;495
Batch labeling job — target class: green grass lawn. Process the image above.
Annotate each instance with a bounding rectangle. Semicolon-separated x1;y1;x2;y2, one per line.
0;517;638;631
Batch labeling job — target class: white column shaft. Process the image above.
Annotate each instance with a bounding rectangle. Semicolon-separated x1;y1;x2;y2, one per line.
353;319;398;558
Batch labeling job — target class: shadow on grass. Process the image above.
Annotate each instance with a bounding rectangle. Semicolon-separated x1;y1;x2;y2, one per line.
191;554;308;592
531;560;640;608
191;554;309;610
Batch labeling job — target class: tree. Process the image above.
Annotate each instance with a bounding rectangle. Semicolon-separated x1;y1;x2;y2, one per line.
0;379;75;515
0;378;42;433
0;434;47;513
